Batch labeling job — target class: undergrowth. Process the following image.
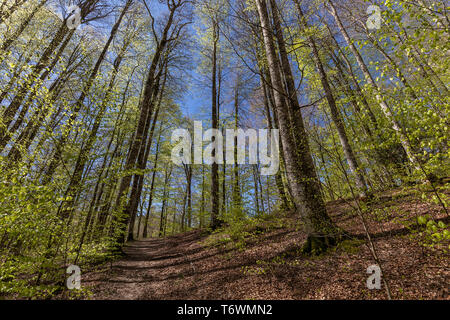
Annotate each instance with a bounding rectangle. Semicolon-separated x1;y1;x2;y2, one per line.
203;212;287;252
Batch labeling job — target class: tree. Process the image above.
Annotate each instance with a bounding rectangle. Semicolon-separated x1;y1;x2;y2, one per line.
254;0;339;253
294;1;369;197
112;0;189;246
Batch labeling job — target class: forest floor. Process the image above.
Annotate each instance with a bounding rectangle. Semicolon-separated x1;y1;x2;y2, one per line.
81;187;449;300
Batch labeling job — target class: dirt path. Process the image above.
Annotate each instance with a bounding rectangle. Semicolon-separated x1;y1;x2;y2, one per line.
84;232;208;299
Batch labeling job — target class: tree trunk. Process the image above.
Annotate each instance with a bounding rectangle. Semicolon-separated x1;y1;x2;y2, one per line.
295;3;368;196
126;62;168;241
0;0;100;142
58;34;130;220
113;2;182;246
0;0;48;57
143;122;163;238
42;0;131;184
232;77;243;218
261;67;290;210
327;0;417;166
210;20;220;229
159;165;172;237
0;0;28;24
255;0;339;254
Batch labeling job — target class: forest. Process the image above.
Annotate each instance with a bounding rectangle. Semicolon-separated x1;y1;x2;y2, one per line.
0;0;448;300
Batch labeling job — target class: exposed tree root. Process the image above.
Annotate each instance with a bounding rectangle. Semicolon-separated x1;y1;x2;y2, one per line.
210;219;227;231
301;229;351;256
301;234;337;256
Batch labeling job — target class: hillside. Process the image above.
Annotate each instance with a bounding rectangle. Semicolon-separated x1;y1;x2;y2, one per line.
80;187;449;300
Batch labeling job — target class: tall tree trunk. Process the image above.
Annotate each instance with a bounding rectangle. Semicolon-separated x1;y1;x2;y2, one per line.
0;0;28;24
126;64;167;241
261;66;290;210
0;0;100;141
0;43;34;105
253;165;261;216
143;122;163;238
180;188;188;231
255;0;339;253
183;163;192;230
324;26;380;132
187;168;192;228
58;32;131;220
6;42;88;161
159;165;172;237
327;0;417;166
0;0;48;56
42;0;131;184
113;2;182;246
0;28;75;149
295;3;368;196
200;164;205;228
210;19;220;229
232;77;243;218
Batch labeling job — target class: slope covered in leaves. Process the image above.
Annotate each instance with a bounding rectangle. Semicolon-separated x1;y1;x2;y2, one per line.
79;185;449;300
